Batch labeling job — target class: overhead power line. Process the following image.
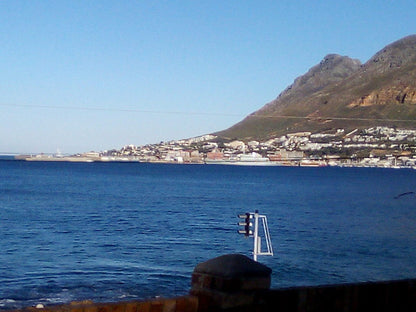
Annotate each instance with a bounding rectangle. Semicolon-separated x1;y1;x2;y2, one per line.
1;102;416;123
0;103;240;117
250;114;416;123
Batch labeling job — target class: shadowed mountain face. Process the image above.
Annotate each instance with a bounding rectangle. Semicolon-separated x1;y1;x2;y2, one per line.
217;35;416;140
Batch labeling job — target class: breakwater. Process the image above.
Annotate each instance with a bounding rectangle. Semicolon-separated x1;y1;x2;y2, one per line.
7;254;416;312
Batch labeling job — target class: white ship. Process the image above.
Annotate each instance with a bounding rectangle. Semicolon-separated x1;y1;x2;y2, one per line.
205;152;275;166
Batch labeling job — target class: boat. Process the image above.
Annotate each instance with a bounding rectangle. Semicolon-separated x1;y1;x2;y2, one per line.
205;152;275;166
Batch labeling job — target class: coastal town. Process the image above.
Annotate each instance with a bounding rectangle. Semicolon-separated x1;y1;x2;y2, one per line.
18;126;416;169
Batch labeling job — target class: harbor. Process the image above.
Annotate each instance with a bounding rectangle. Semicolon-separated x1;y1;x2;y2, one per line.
10;126;416;169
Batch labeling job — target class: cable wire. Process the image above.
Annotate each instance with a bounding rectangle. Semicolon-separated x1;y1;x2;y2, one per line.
1;102;416;123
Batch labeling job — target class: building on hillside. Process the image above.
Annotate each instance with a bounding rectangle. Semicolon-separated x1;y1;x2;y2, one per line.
268;150;304;161
206;151;225;160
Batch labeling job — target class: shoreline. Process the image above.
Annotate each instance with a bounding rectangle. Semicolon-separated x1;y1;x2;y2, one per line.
4;154;416;169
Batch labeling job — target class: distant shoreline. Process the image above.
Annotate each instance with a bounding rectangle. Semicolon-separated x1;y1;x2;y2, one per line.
2;154;416;170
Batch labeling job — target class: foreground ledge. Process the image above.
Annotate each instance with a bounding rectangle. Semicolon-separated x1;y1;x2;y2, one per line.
7;254;416;312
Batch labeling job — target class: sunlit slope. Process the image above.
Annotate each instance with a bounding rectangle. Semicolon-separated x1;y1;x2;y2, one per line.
217;35;416;140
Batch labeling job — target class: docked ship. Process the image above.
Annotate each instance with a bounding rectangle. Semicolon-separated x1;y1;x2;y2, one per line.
205;152;274;166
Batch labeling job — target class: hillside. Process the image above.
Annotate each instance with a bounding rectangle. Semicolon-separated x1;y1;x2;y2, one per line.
216;35;416;141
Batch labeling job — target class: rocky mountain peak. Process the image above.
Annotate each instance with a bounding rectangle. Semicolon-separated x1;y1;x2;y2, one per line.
217;34;416;141
365;34;416;72
319;53;361;71
278;54;361;98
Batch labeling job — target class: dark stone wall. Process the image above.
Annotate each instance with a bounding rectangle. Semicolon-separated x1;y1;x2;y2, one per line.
7;296;199;312
7;278;416;312
260;279;416;312
7;254;416;312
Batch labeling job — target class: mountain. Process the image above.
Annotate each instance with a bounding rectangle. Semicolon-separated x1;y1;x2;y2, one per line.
216;34;416;140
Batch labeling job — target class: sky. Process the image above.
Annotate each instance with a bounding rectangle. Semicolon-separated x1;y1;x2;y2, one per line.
1;1;416;154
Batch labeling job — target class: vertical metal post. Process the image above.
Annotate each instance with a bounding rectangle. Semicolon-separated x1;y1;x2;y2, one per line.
238;210;273;261
253;210;259;261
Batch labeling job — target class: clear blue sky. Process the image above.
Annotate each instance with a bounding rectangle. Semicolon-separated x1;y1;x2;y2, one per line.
1;1;415;154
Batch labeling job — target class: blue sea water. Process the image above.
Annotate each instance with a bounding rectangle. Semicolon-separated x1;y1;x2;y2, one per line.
1;161;416;309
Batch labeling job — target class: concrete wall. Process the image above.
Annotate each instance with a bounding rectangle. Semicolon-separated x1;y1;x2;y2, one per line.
189;255;416;311
259;279;416;312
8;255;416;312
9;297;199;312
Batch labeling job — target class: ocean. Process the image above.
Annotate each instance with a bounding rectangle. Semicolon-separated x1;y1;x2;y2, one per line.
1;160;416;309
